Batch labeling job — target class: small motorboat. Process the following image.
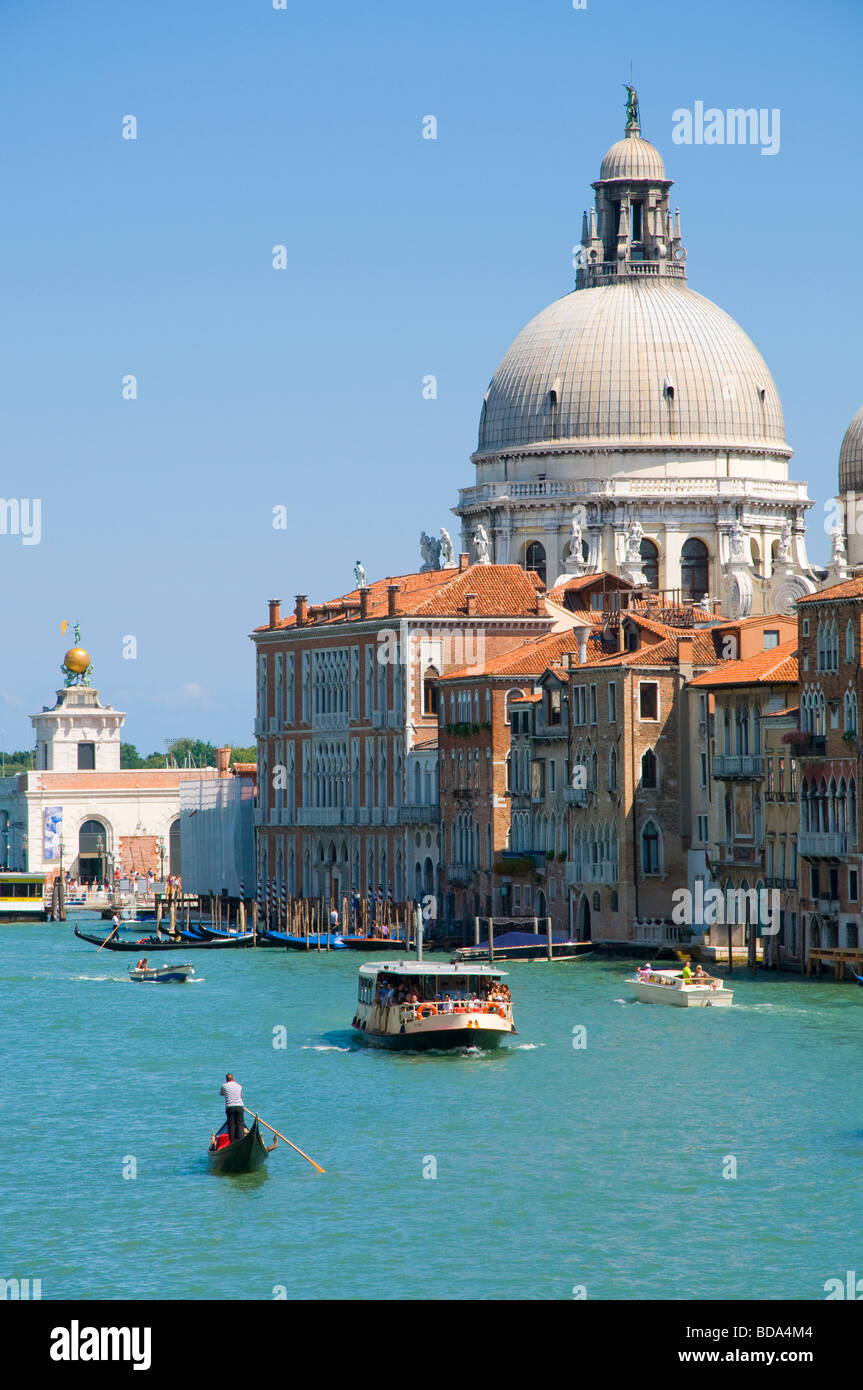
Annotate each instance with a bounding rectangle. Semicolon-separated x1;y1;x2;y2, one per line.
128;962;195;984
627;967;733;1007
208;1117;276;1175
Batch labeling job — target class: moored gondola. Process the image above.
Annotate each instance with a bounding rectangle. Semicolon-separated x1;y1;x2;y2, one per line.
208;1117;275;1174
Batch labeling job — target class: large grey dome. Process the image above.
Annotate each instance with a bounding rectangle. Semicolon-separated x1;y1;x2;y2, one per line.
475;280;788;457
839;405;863;493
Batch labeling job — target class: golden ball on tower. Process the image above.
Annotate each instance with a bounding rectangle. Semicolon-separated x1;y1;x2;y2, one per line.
64;647;91;674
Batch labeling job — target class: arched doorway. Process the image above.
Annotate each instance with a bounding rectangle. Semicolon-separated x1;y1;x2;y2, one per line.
577;893;592;941
535;889;547;919
169;818;181;877
78;819;109;887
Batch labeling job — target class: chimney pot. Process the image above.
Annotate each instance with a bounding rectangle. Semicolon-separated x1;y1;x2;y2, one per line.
295;594;308;627
216;746;231;779
268;598;281;628
465;592;477;616
459;553;470;572
360;587;370;620
387;584;400;617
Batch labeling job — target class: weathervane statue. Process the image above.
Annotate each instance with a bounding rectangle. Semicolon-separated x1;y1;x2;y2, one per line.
624;83;640;131
61;621;93;688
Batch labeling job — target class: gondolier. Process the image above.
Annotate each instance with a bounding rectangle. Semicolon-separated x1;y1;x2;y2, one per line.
220;1073;245;1143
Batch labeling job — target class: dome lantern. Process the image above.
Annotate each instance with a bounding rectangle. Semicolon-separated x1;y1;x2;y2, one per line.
577;86;686;291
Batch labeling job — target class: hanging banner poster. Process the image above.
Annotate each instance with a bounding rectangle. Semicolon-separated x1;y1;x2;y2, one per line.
43;806;63;861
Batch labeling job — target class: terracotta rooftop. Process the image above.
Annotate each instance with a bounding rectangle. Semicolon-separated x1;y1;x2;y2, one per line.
688;640;799;688
797;576;863;604
442;625;605;681
255;565;548;631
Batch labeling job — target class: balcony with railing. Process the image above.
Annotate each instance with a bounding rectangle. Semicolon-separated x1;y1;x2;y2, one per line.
712;754;764;779
446;864;476;884
798;831;853;858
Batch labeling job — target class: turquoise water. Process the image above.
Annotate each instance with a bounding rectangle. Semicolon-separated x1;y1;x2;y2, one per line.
3;918;862;1301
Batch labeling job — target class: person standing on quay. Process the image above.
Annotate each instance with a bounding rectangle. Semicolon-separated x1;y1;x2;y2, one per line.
220;1073;245;1144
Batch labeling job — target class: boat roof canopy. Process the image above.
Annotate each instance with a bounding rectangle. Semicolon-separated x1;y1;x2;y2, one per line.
358;961;507;979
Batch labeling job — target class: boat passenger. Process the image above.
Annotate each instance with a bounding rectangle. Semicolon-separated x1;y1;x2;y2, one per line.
681;961;693;985
220;1073;246;1145
136;957;149;971
693;964;712;984
440;994;453;1013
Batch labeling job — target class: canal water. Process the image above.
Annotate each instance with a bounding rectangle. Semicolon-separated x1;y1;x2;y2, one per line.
3;918;862;1301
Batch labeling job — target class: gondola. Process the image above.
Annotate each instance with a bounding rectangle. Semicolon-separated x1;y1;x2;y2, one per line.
73;924;253;952
277;930;346;950
208;1117;276;1174
74;925;188;951
194;925;256;946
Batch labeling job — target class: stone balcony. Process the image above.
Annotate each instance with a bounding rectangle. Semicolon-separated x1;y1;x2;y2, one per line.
798;832;853;858
713;754;764;779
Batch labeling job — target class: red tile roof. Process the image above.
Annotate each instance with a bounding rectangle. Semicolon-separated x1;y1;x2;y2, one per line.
797;577;863;604
687;639;798;688
443;625;605;680
255;565;548;630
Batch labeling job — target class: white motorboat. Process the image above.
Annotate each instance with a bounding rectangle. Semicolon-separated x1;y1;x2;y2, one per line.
627;967;733;1008
128;962;195;984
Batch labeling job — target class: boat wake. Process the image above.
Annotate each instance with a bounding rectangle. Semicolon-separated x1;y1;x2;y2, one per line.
513;1042;543;1049
301;1044;352;1052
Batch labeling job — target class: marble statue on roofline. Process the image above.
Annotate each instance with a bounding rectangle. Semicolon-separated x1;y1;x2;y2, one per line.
776;517;792;562
354;560;367;589
624;517;643;562
419;531;441;571
728;518;747;561
567;511;584;560
439;527;455;568
474;524;491;564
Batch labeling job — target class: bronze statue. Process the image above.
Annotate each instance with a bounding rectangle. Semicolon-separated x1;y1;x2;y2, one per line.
624;84;640;131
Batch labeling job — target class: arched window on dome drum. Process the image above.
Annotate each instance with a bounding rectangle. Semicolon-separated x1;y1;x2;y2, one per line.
681;538;709;601
525;542;546;586
639;538;659;589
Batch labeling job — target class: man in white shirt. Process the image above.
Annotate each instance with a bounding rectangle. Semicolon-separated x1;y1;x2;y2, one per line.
219;1073;245;1144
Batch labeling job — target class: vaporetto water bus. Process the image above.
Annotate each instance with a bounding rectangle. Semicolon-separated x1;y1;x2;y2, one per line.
0;873;48;921
627;967;733;1008
352;960;516;1049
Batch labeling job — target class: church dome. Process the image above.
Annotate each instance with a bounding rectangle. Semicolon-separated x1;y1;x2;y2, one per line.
475;279;787;457
599;133;665;181
839;404;863;493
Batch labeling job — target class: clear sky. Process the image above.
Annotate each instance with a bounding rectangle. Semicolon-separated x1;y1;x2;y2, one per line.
1;0;860;755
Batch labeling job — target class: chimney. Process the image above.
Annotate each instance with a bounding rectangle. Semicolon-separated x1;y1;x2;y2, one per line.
571;622;591;665
295;594;308;627
459;552;470;572
535;593;546;617
268;598;281;628
360;587;370;620
677;633;694;677
387;584;400;617
465;592;477;616
216;746;231;779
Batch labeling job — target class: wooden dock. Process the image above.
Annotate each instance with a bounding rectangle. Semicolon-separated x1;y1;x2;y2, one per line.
806;947;863;980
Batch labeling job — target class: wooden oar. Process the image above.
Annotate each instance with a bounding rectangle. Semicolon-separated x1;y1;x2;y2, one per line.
97;921;122;953
244;1107;325;1173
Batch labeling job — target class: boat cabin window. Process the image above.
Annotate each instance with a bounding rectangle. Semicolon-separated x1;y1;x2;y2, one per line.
0;880;42;898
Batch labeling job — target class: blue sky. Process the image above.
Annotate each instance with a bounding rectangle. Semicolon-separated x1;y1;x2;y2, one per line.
0;0;860;754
